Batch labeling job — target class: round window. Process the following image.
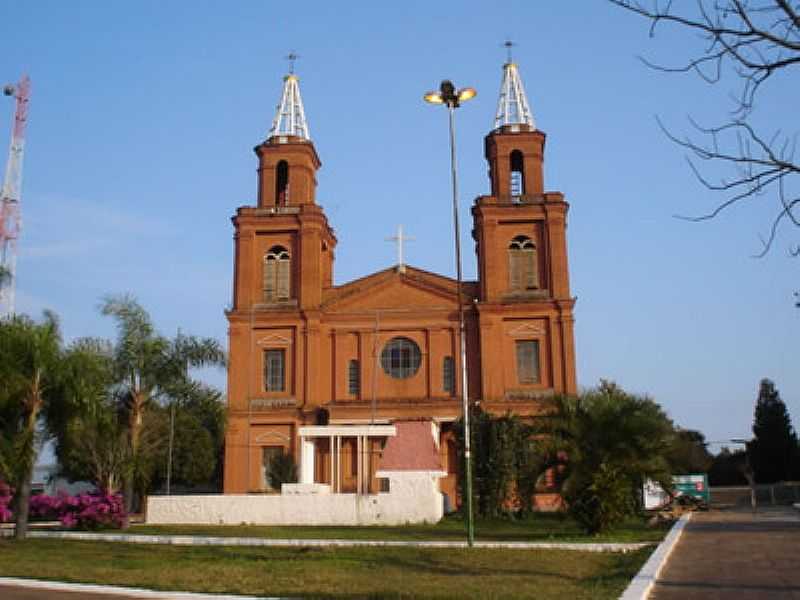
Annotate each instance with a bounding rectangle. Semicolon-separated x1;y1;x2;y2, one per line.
380;337;421;379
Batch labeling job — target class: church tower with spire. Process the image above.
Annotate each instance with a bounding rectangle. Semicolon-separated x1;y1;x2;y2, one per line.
225;67;338;493
471;59;577;407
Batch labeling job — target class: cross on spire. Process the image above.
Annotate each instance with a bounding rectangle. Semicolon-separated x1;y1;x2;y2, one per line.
385;225;414;272
285;51;299;74
503;40;515;64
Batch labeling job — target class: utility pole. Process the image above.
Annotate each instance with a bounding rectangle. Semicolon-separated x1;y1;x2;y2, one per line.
0;75;30;317
166;402;175;495
166;328;186;495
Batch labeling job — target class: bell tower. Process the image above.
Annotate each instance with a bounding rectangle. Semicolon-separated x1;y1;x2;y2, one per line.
230;68;336;313
255;72;320;208
485;61;544;199
472;59;577;400
224;65;337;492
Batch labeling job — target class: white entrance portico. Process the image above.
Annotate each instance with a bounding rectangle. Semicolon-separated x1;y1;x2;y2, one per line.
294;424;396;494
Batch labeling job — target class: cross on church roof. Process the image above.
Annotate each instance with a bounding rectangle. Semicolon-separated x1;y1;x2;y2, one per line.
385;225;414;272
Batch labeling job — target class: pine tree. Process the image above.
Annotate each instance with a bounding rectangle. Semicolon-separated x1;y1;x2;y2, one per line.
749;379;798;484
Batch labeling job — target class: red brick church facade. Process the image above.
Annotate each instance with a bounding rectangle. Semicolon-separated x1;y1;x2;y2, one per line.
223;63;577;503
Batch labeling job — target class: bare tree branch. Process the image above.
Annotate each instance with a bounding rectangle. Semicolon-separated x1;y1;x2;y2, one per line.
610;0;799;262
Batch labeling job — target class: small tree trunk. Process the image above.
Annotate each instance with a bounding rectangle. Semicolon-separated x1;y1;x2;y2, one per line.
123;478;134;514
13;471;32;540
124;395;144;514
14;404;39;541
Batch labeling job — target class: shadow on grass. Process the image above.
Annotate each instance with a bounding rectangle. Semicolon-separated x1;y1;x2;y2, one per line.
0;539;654;600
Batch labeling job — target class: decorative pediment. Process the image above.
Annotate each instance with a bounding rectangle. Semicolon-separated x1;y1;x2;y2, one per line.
324;268;460;313
250;397;296;410
507;322;546;337
256;334;292;346
253;429;292;443
504;388;555;401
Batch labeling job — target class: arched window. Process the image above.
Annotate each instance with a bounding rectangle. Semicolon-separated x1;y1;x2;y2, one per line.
508;235;539;291
275;160;289;206
263;245;291;301
510;150;525;199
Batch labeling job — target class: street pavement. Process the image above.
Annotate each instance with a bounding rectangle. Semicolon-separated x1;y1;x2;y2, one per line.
651;505;800;599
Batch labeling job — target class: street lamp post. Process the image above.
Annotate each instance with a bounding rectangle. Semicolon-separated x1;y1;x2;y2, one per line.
424;80;477;547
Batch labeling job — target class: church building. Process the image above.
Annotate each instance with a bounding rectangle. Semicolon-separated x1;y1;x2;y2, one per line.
223;60;577;505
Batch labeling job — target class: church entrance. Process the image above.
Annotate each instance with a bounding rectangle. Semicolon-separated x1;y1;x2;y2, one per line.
300;425;394;494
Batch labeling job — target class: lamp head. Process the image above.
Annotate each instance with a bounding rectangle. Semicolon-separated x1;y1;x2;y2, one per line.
457;87;476;103
440;80;456;98
423;91;444;104
424;80;476;108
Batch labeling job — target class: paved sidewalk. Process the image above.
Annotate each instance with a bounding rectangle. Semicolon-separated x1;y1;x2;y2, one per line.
0;580;274;600
651;506;800;599
0;529;648;552
0;585;137;599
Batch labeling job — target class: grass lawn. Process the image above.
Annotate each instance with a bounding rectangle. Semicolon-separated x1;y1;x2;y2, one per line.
129;513;668;543
0;538;652;599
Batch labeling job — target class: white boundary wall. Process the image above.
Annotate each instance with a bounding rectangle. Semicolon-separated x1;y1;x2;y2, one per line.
146;471;444;526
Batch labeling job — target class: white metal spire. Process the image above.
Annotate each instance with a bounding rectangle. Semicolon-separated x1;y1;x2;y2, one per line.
493;61;535;130
269;60;311;140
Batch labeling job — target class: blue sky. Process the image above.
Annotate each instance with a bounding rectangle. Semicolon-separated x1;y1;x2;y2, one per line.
1;1;796;449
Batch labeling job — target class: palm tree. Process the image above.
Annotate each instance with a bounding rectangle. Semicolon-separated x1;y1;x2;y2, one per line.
100;295;226;511
0;311;63;539
0;265;10;287
46;337;130;494
532;382;674;533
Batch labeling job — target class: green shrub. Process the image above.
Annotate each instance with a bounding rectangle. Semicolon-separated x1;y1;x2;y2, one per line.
267;452;298;491
564;462;636;535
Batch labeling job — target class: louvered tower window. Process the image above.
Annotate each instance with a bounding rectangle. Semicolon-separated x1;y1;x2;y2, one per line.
263;246;291;302
508;235;539;291
515;340;540;384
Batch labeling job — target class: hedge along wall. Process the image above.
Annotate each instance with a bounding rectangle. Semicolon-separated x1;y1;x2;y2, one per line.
453;410;547;517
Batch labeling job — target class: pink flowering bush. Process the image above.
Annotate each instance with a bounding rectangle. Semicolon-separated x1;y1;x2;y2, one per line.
47;491;128;530
0;481;13;523
29;493;59;520
1;484;127;530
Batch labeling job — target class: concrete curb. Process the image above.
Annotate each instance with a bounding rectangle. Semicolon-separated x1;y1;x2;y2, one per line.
1;529;650;552
619;512;693;600
0;577;280;599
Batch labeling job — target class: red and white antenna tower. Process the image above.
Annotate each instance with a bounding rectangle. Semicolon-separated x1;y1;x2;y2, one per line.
0;74;30;317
